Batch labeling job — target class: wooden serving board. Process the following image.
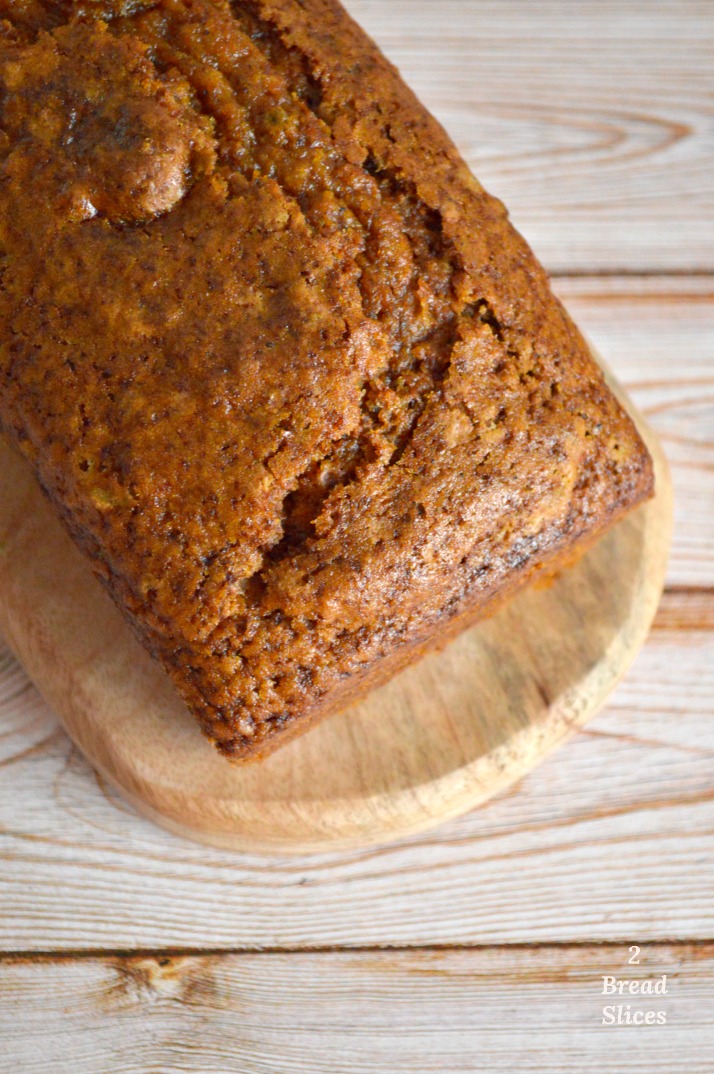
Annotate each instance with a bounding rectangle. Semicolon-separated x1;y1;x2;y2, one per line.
0;357;672;855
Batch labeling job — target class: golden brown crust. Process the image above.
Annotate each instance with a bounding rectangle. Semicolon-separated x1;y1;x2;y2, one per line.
0;0;654;759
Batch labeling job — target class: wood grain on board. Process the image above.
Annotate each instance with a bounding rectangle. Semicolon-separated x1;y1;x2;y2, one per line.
2;945;713;1074
0;583;711;951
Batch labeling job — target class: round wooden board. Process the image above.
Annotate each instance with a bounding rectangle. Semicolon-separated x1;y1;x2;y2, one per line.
0;357;672;854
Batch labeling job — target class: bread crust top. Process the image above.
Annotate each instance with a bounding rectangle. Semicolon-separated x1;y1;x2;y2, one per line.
0;0;653;758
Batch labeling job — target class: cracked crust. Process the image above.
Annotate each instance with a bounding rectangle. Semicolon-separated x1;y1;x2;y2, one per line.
0;0;654;759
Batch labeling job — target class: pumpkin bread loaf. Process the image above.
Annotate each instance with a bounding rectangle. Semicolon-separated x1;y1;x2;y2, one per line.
0;0;654;759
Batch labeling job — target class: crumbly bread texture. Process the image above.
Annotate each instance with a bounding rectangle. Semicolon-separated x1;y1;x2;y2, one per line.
0;0;653;760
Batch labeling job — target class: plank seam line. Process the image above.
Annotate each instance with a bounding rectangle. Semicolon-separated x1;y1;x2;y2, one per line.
551;269;714;280
660;587;714;604
663;586;714;594
1;939;713;963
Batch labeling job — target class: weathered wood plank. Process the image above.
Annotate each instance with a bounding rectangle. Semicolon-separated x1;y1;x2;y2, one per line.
341;0;714;274
1;945;713;1073
0;584;711;951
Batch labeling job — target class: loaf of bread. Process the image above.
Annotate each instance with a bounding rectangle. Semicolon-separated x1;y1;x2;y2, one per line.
0;0;653;760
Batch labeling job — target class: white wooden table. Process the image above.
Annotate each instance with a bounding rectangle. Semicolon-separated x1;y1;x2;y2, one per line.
1;2;712;1070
